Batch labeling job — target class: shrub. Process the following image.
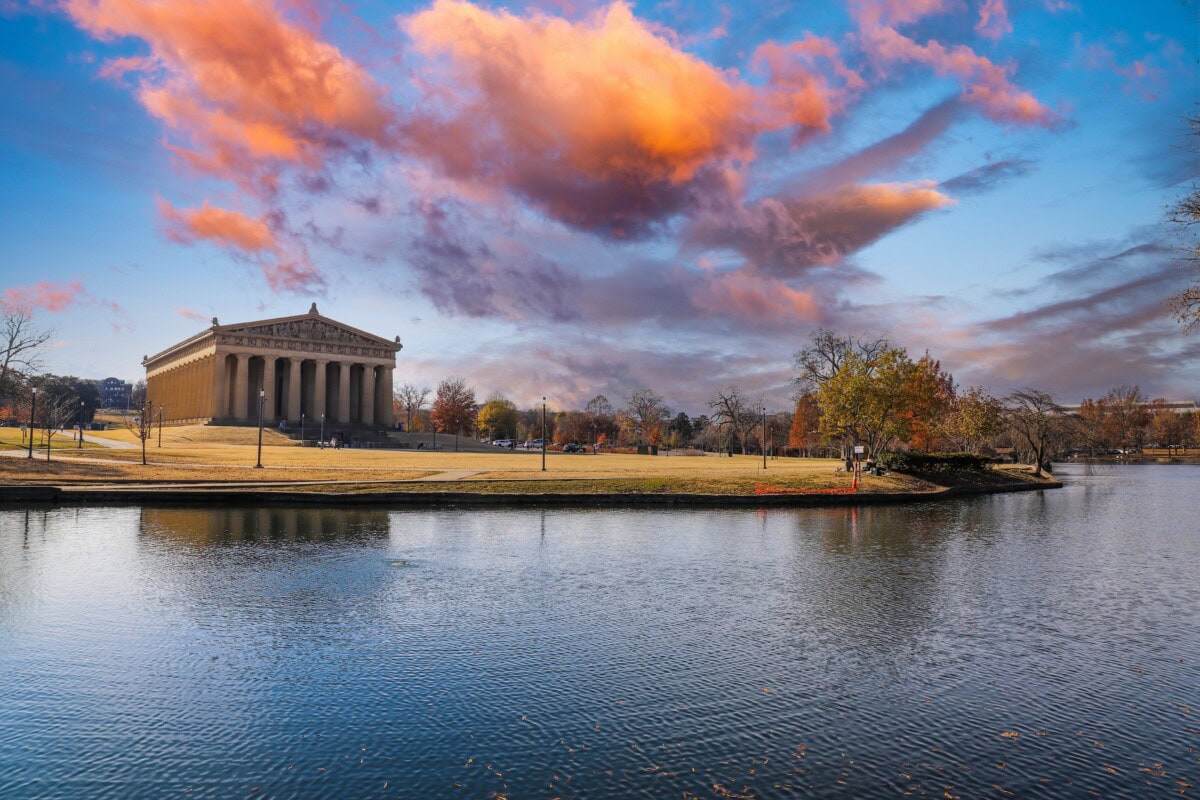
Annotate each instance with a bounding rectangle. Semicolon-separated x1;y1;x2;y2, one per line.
879;451;993;473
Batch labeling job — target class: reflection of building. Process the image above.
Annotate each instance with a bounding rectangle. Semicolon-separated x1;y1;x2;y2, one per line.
143;304;402;426
140;506;391;545
98;377;132;409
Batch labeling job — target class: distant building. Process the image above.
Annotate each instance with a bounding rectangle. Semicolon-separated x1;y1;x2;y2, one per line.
98;377;132;409
1061;400;1198;415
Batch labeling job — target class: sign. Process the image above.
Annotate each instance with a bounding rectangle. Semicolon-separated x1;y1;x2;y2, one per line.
854;445;865;454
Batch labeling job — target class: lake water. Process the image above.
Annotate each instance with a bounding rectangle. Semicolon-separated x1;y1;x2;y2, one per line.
1;464;1197;798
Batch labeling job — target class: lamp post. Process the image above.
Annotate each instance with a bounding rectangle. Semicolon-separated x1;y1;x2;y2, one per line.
77;400;84;449
255;388;265;468
762;406;768;470
301;412;305;443
26;387;36;460
157;404;163;447
541;396;547;472
320;412;325;446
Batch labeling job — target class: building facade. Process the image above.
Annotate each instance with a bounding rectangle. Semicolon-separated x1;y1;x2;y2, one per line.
143;305;401;426
98;377;132;409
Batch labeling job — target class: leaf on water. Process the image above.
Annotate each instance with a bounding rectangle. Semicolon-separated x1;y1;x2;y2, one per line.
1000;732;1020;739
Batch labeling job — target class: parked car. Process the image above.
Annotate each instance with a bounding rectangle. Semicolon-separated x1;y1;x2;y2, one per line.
491;439;513;447
562;442;584;453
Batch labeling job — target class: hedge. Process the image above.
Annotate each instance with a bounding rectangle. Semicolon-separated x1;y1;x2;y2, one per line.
878;451;993;473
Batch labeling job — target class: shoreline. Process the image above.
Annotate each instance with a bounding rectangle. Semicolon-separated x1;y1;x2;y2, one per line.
0;475;1061;509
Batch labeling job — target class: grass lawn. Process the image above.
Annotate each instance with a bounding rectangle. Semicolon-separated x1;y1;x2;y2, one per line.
0;427;106;451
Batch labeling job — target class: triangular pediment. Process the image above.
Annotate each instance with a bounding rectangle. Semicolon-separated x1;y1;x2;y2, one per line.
216;310;400;352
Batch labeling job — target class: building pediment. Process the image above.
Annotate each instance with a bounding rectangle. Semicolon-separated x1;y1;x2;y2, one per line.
221;318;388;349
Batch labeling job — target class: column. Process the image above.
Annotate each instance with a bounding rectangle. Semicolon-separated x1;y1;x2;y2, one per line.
288;357;303;423
362;365;376;427
262;357;277;423
313;360;327;422
233;354;249;421
337;362;352;424
379;366;395;427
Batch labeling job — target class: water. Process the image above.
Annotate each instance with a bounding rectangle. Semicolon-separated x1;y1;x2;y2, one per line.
0;464;1196;799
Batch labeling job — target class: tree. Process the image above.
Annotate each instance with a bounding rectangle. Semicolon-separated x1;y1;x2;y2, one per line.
668;412;693;446
33;380;81;462
395;382;432;432
788;393;821;455
430;377;476;438
818;346;919;457
623;389;670;446
121;400;155;465
0;308;52;399
1148;399;1189;446
476;395;518;440
1005;388;1072;477
708;385;754;454
1099;385;1150;449
1169;114;1199;332
901;353;955;452
945;387;1003;453
793;328;889;393
585;394;614;445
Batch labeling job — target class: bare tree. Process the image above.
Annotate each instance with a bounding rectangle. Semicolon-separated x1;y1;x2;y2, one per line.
36;392;79;462
394;382;431;432
0;308;53;398
121;400;155;465
623;388;670;446
585;394;614;445
793;328;889;393
1005;388;1073;477
708;385;754;454
1168;114;1199;332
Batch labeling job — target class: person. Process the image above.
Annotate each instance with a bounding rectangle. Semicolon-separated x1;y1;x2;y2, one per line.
844;455;854;473
865;455;877;474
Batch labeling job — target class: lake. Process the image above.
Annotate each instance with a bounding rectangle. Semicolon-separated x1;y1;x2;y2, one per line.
1;463;1197;798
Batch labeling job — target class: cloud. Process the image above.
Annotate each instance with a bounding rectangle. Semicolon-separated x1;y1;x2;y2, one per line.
174;306;208;323
940;158;1035;194
975;0;1011;41
1;280;86;313
689;181;953;276
400;0;859;235
158;199;324;293
65;0;394;191
851;0;1057;126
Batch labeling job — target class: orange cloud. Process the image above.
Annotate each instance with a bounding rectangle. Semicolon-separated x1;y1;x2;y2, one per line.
66;0;393;188
401;1;851;233
690;269;821;321
851;0;1055;126
976;0;1012;40
1;281;86;313
158;199;324;293
160;200;275;251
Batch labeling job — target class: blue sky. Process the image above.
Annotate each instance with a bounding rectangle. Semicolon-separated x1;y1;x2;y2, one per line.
0;0;1196;412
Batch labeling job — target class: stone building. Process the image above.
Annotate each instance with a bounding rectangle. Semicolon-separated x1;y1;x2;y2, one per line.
143;304;401;426
97;377;132;409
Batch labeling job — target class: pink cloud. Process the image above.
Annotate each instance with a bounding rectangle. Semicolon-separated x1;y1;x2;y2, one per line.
976;0;1012;40
690;268;822;321
851;0;1056;126
1;280;85;313
174;306;208;323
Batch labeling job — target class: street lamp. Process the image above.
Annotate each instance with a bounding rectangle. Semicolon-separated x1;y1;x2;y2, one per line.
77;400;84;449
762;406;767;470
157;404;164;447
255;388;265;468
541;396;547;472
301;412;306;443
320;412;325;446
26;387;36;460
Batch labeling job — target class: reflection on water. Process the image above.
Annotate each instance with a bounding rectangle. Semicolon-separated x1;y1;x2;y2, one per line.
0;464;1197;799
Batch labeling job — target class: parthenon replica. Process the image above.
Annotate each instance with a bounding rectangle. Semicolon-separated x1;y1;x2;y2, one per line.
143;304;401;427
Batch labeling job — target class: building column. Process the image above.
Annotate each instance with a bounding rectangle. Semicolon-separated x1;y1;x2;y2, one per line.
362;365;376;427
262;357;277;423
288;357;303;423
233;354;250;421
337;362;352;424
313;360;327;423
379;366;394;427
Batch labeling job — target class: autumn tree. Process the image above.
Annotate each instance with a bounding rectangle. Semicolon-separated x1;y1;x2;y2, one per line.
1168;114;1199;332
623;388;670;446
1148;400;1189;447
430;377;476;440
902;352;956;451
944;387;1003;453
476;394;518;440
394;382;431;432
585;394;615;445
1099;385;1150;449
818;346;919;457
788;393;821;455
1005;388;1072;477
0;308;52;399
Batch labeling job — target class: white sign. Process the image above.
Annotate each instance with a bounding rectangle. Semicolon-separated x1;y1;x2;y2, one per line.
854;445;865;454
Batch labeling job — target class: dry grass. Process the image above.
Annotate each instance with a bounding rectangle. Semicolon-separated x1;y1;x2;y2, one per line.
0;457;434;485
0;427;105;451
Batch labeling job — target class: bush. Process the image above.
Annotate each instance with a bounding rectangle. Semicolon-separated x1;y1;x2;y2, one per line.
879;451;993;473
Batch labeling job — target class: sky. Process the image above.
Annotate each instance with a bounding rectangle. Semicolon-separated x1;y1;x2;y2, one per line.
0;0;1196;414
